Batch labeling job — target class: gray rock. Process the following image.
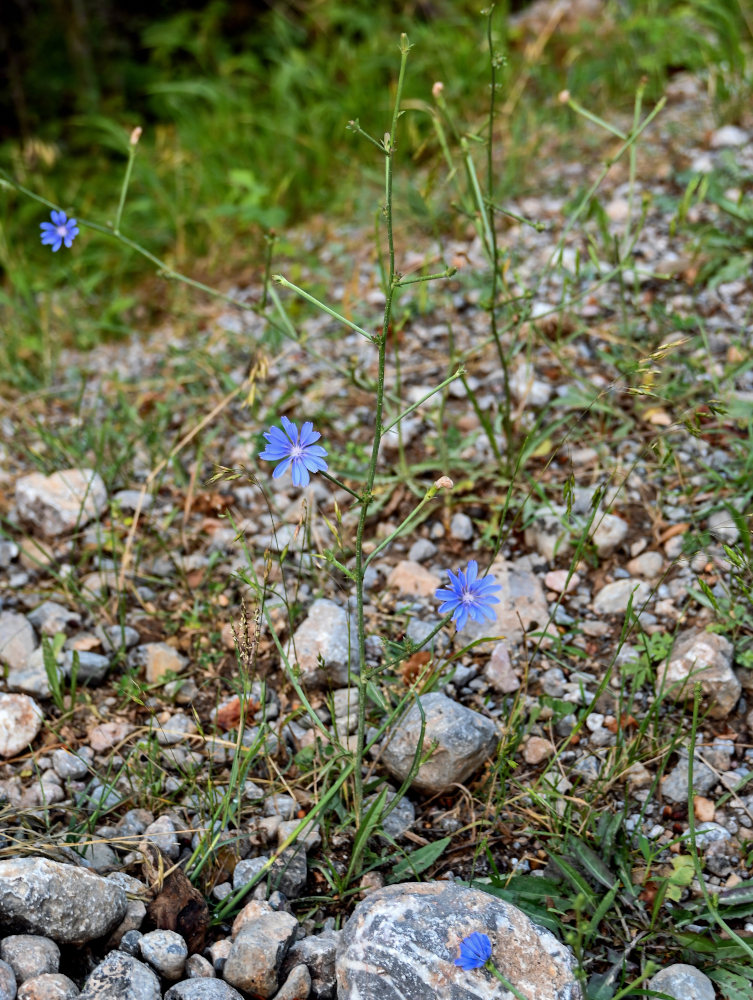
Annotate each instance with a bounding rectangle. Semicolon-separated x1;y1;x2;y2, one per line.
222;911;298;998
483;642;519;693
648;963;715;1000
0;695;44;759
268;846;308;898
524;506;570;562
184;955;214;979
336;881;582;1000
0;937;59;983
449;513;473;541
0;960;15;1000
95;624;140;652
16;973;79;999
381;693;498;793
0;540;19;568
590;514;629;557
0;612;37;670
62;650;110;685
78;953;159;1000
658;629;740;719
708;509;739;545
52;749;90;781
710;124;748;147
138;929;187;980
142;816;180;860
15;469;107;538
27;602;81;637
408;539;437;563
284;934;338;1000
275;964;311;1000
233;856;270;891
463;557;549;648
0;858;127;944
287;599;358;688
119;931;143;956
381;793;415;840
662;754;717;803
164;982;244;1000
593;579;651;615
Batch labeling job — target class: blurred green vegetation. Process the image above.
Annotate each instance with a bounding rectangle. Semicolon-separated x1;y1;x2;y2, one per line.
0;0;751;381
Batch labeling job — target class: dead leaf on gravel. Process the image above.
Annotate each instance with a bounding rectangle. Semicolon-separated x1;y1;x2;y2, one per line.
215;694;261;731
144;850;209;954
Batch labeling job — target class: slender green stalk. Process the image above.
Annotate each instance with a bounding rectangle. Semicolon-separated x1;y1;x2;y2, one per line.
486;961;529;1000
272;274;374;342
396;266;456;286
114;135;139;236
382;368;464;435
351;34;411;855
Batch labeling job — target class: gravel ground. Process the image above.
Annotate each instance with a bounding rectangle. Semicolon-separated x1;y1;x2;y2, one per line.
0;68;752;1000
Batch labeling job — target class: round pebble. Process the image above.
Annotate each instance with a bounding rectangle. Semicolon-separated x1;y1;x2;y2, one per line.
139;929;188;980
0;937;59;984
449;512;473;541
17;973;79;1000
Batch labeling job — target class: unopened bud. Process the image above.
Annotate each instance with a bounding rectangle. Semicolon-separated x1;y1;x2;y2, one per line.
557;90;570;105
130;126;143;146
434;476;453;490
432;81;444;99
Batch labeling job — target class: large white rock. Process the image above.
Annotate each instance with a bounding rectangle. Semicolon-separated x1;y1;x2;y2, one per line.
15;468;107;537
336;882;582;1000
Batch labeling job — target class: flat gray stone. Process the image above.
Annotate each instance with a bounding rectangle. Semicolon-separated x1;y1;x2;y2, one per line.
287;599;358;688
0;858;127;944
336;882;582;1000
274;964;311;1000
648;963;715;1000
593;579;651;616
658;629;740;719
79;953;159;1000
381;693;498;793
15;469;107;538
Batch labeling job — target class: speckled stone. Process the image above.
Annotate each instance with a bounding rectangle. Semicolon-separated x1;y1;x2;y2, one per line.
381;693;498;793
16;973;79;1000
336;881;582;1000
0;936;59;983
0;858;127;945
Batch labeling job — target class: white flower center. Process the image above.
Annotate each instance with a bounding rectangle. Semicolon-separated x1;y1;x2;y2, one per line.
56;225;67;236
290;444;303;458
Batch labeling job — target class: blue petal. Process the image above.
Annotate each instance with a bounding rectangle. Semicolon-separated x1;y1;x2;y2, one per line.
466;560;478;583
272;457;292;478
280;415;298;443
453;605;470;631
299;421;321;446
50;209;66;226
291;458;310;488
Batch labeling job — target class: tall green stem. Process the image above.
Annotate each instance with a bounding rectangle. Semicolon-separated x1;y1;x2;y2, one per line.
484;5;513;466
352;34;411;851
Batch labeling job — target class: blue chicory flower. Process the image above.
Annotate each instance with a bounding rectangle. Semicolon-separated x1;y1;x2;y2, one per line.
435;559;501;632
40;210;79;252
455;931;493;970
259;415;328;488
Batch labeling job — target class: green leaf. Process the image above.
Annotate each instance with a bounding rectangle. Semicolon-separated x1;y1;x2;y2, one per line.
391;837;450;881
